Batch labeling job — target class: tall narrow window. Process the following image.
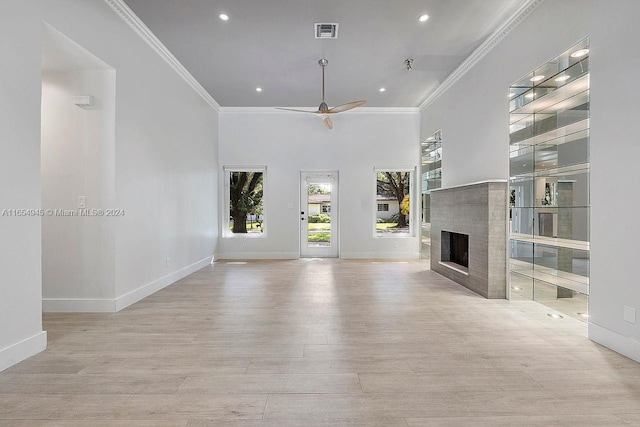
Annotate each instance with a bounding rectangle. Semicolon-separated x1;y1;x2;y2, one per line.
224;166;266;236
375;169;413;237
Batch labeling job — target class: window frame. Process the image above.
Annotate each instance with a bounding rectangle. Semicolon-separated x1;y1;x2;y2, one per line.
223;165;267;238
373;167;416;238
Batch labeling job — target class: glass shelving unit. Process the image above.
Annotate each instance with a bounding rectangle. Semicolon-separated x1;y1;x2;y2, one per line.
508;39;590;321
421;130;442;259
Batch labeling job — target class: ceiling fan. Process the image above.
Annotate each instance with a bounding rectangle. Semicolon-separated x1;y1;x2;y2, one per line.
276;59;366;129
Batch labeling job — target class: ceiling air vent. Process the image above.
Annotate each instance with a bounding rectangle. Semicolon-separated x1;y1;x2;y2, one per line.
314;23;339;39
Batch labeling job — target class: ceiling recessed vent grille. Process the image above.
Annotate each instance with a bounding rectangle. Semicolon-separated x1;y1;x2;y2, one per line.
314;23;339;39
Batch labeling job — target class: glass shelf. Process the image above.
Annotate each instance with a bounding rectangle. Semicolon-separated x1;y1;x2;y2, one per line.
510;233;589;251
510;118;589;149
510;75;589;115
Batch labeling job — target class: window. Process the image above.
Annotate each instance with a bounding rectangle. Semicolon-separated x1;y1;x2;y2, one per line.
375;168;414;237
224;166;266;237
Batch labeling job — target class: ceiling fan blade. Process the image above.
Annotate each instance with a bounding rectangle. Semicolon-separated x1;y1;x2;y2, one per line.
274;107;321;114
323;116;333;129
327;100;367;114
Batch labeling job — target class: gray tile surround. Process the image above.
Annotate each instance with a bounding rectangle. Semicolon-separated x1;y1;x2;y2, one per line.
430;181;508;298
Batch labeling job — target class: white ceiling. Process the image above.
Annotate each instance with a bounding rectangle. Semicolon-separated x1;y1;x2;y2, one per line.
124;0;525;108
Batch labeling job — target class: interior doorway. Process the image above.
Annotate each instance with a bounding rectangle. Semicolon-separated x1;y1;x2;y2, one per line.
40;23;116;312
300;171;339;258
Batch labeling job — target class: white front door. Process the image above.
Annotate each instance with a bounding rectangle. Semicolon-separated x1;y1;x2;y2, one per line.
300;171;339;257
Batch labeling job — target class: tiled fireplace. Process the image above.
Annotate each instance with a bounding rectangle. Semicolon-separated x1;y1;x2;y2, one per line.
430;181;507;299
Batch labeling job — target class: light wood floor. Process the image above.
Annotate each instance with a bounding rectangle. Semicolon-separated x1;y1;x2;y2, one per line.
2;259;640;426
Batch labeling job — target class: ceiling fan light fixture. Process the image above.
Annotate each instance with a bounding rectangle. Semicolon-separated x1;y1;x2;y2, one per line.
274;58;366;129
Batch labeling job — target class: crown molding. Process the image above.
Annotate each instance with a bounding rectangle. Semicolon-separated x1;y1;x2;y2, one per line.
220;107;419;114
104;0;220;112
419;0;544;112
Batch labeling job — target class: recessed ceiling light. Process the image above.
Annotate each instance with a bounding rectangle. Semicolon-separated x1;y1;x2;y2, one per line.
555;75;571;82
219;13;229;21
379;88;386;92
530;75;545;82
256;87;262;92
571;48;589;58
547;313;564;319
418;14;430;22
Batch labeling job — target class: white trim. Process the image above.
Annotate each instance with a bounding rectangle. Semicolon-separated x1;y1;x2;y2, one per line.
115;255;213;311
220;107;420;114
42;256;213;312
103;0;220;112
419;0;545;111
43;298;116;313
589;323;640;364
341;252;419;260
218;252;298;260
223;166;267;173
430;179;508;192
0;331;47;372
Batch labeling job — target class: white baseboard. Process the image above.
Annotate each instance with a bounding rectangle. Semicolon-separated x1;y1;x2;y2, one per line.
589;322;640;363
43;298;116;313
0;331;47;372
217;252;298;260
42;256;213;313
115;255;213;311
340;251;420;260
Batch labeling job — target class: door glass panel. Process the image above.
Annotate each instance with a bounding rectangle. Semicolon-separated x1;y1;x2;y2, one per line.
307;183;331;247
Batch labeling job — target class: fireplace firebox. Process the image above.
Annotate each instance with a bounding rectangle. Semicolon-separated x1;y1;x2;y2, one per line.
441;231;469;268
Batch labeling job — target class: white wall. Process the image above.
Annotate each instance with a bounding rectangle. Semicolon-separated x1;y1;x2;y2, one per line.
0;0;218;370
41;66;117;308
0;1;47;372
420;0;640;361
218;110;420;259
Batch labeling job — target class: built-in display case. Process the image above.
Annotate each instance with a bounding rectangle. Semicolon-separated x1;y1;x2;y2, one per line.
421;130;442;259
508;39;590;320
